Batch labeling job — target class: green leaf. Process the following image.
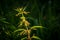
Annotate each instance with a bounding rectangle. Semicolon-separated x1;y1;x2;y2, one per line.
0;18;9;24
0;18;6;21
31;35;41;40
31;26;44;30
20;30;27;35
14;29;25;33
1;21;9;24
21;37;27;40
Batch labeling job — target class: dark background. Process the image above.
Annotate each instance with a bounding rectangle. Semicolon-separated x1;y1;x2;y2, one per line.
0;0;60;40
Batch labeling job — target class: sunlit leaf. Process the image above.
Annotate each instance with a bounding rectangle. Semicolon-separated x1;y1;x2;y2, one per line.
31;26;44;30
31;35;41;40
20;31;25;35
21;37;27;40
20;30;27;35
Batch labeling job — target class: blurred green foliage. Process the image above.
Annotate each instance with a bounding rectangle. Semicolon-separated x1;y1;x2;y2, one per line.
0;0;60;40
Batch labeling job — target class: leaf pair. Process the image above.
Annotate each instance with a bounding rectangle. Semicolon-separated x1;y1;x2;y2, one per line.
21;35;41;40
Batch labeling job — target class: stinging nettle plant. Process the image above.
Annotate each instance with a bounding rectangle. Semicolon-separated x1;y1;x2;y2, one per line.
14;7;45;40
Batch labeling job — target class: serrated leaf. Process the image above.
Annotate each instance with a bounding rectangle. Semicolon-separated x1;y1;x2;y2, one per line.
21;37;27;40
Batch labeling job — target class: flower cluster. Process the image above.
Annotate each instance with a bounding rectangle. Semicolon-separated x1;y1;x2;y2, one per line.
20;16;30;27
15;8;30;27
15;8;30;16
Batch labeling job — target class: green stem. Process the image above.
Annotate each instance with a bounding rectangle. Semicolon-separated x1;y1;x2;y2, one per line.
22;13;24;17
20;7;31;40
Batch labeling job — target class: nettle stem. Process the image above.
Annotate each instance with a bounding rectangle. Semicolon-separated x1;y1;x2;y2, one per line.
27;28;31;40
22;13;31;40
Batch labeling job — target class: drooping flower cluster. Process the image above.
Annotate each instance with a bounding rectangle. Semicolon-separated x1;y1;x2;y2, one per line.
20;16;30;27
15;8;30;27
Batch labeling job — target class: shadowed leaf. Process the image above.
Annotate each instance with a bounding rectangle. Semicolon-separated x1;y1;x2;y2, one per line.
14;29;25;33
